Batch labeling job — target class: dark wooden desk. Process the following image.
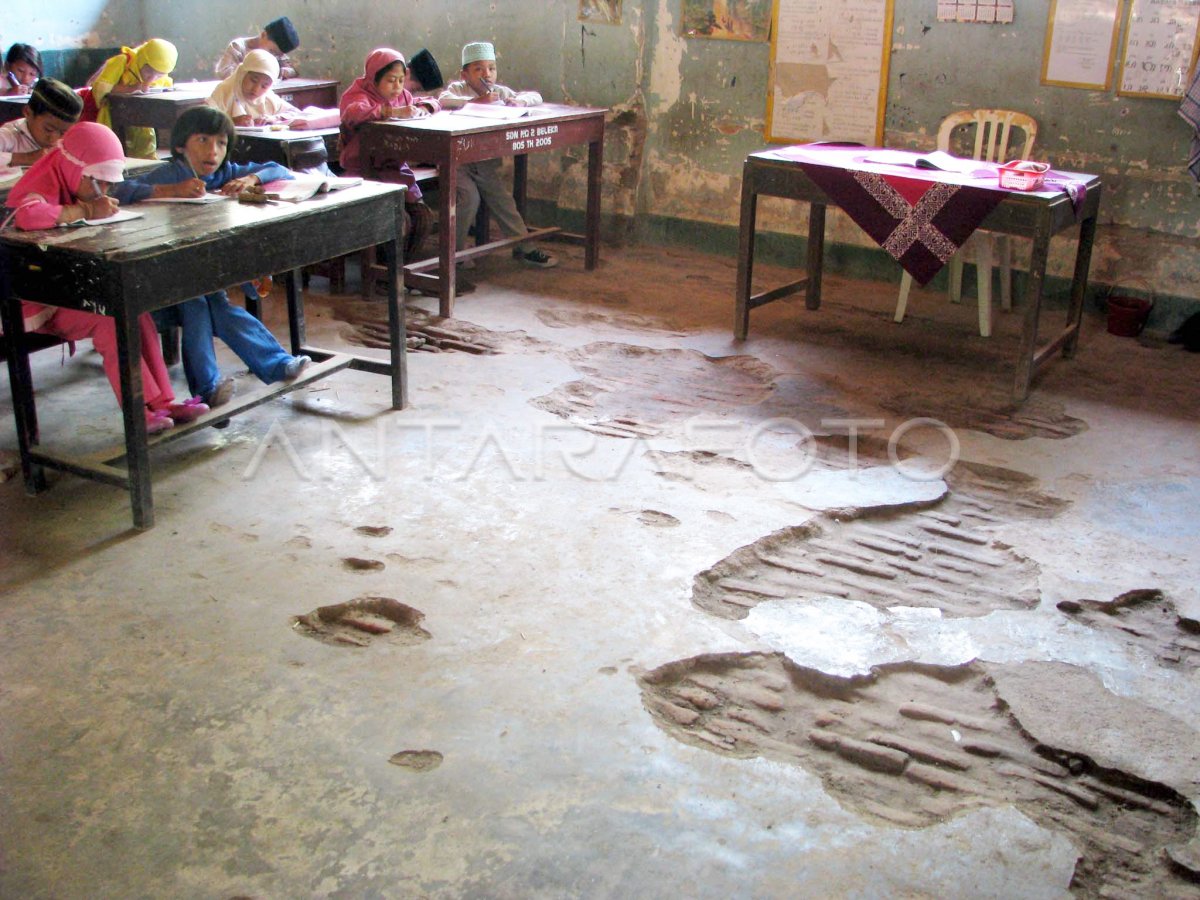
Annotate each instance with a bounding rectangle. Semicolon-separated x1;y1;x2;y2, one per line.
108;79;339;152
734;147;1103;400
0;157;164;206
0;95;26;123
272;78;338;110
360;104;605;317
0;182;406;530
230;126;340;170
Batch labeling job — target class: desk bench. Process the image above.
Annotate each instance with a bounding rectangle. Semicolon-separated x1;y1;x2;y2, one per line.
1;182;407;530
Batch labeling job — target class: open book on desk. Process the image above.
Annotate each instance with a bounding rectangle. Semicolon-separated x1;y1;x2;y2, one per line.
860;149;996;176
450;104;532;120
143;192;230;204
258;174;363;202
61;208;143;227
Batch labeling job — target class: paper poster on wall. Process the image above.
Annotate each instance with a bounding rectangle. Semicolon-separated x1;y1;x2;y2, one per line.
765;0;893;146
1041;0;1121;89
1118;0;1200;98
579;0;622;24
681;0;773;40
937;0;1014;24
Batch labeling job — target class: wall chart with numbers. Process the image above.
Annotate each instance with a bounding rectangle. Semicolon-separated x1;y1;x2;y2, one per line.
1118;0;1200;99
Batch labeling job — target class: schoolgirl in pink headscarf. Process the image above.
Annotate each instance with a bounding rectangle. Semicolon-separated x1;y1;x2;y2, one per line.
5;122;207;432
338;47;436;180
339;48;436;257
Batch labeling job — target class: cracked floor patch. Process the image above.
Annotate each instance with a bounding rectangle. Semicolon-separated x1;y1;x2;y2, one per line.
293;596;430;648
340;303;537;355
534;306;691;336
815;436;1072;523
388;750;443;771
879;391;1087;441
639;653;1199;896
694;506;1040;620
531;342;777;437
1058;589;1200;672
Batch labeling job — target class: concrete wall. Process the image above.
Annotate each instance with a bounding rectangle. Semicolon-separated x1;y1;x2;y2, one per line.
14;1;1200;318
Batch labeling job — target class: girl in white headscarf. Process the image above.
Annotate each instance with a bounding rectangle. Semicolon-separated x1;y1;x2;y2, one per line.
206;49;296;126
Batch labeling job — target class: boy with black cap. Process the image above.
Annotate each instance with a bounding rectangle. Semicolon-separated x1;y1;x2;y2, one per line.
216;16;300;80
0;78;83;167
438;41;557;269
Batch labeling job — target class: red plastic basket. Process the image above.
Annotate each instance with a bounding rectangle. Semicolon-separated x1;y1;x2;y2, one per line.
998;160;1049;191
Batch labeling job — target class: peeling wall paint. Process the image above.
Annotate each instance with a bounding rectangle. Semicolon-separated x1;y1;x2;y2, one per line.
19;0;1200;300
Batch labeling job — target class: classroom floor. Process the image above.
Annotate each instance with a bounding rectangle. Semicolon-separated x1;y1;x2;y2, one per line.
1;242;1198;898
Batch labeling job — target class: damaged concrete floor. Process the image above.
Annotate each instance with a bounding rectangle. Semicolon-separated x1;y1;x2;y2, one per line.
1;242;1198;898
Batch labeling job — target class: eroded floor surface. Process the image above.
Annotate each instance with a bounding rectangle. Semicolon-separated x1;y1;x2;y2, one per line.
2;243;1198;898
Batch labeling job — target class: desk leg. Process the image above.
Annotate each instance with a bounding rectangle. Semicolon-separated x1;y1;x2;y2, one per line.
1064;214;1098;359
0;259;45;494
285;269;305;356
514;154;528;220
439;162;458;319
734;177;757;340
1014;221;1052;401
379;236;407;410
806;203;826;310
113;305;153;530
585;136;603;270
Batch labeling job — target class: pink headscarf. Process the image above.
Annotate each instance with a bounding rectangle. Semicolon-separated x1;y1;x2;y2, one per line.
341;48;409;110
338;48;419;179
6;121;125;227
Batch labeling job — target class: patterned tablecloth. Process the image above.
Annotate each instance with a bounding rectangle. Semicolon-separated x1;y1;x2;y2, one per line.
765;144;1083;286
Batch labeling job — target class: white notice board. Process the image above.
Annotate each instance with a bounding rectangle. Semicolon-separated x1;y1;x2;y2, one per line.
1041;0;1123;90
765;0;894;145
1118;0;1200;98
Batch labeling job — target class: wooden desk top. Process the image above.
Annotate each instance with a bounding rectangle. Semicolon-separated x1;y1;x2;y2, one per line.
2;181;405;316
234;125;340;143
369;103;606;137
0;156;166;205
0;95;26;122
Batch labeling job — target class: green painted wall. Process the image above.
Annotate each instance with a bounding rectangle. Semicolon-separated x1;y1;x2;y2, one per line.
17;1;1200;324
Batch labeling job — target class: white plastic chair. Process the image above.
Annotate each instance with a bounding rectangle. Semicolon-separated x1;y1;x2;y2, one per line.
895;109;1038;336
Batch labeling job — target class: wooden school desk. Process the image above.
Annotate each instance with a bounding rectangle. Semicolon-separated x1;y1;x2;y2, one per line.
359;103;605;317
0;95;25;124
230;125;340;170
734;145;1103;401
107;78;339;151
0;156;164;206
0;181;407;530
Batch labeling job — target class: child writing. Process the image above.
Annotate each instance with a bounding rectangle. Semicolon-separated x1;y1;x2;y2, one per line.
438;42;557;269
216;17;300;80
114;107;311;408
1;44;41;96
88;38;178;159
0;78;82;168
4;122;208;434
339;48;433;258
207;50;298;126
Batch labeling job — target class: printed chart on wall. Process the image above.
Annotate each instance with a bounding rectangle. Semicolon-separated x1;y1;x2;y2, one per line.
765;0;894;145
1041;0;1123;90
1118;0;1200;99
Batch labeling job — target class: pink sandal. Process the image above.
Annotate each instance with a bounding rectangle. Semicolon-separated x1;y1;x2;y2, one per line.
145;408;175;435
166;396;211;424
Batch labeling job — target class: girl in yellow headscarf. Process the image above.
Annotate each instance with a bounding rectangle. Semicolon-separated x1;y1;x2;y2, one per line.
88;38;178;158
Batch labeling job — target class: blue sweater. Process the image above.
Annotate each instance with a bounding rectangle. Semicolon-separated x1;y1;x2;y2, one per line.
114;157;293;204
